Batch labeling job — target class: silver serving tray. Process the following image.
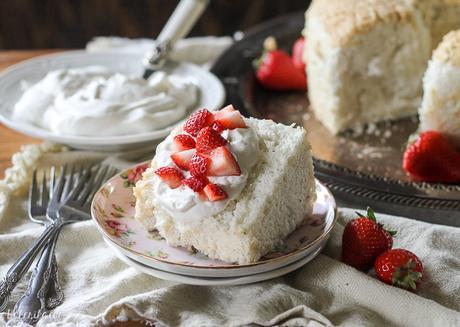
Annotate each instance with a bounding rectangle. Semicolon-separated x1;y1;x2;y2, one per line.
211;11;460;226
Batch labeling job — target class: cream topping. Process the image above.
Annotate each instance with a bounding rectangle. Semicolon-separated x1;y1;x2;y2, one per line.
12;66;198;136
151;123;260;220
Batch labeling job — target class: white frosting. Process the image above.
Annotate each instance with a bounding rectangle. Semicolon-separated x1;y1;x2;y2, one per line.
12;66;198;136
151;124;260;220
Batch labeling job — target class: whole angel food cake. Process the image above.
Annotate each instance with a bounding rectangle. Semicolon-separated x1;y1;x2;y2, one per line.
419;30;460;147
304;0;460;134
134;105;316;264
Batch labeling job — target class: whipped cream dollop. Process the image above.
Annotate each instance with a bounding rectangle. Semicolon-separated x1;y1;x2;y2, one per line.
152;123;260;220
12;66;198;136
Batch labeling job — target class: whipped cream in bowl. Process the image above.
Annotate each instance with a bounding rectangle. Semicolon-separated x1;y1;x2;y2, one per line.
13;66;198;137
0;51;225;150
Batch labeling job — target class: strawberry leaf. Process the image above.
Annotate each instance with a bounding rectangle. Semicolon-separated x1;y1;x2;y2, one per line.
366;207;377;222
355;211;367;219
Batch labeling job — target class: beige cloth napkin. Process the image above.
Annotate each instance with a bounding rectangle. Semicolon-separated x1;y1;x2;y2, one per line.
0;145;459;327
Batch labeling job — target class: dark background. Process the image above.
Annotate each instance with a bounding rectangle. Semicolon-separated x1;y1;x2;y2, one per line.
0;0;309;49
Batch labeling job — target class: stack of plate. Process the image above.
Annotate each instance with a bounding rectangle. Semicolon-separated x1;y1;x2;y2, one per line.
91;163;337;286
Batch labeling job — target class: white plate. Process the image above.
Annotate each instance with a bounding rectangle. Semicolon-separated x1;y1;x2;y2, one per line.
91;163;337;278
106;232;331;278
105;237;325;286
0;51;225;151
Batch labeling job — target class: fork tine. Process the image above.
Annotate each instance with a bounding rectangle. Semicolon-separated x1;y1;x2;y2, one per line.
83;166;114;206
77;165;107;204
53;165;67;203
61;165;75;201
50;166;56;199
29;169;39;208
40;170;48;206
69;164;95;200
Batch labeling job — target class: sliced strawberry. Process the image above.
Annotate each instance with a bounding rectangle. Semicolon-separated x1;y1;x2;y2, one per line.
183;108;214;137
203;183;228;201
182;175;209;192
214;106;246;130
189;153;210;176
211;121;225;133
154;167;184;189
195;127;227;153
208;146;241;176
171;149;195;171
172;134;196;152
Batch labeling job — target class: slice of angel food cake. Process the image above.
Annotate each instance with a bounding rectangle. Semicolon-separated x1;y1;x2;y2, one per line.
134;105;316;264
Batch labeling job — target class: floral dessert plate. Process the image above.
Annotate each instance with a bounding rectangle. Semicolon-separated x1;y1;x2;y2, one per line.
104;237;325;286
91;162;337;278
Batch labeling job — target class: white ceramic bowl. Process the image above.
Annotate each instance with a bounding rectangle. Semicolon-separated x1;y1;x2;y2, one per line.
0;51;225;151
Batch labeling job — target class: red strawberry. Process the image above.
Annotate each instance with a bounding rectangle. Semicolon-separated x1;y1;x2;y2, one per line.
182;175;209;192
214;105;247;130
195;127;227;153
403;131;460;183
203;183;228;201
211;121;225;133
189;153;210;176
171;149;195;171
375;249;424;291
255;42;307;91
154;167;184;189
342;207;396;271
173;134;196;152
208;146;241;176
292;37;306;72
183;108;214;136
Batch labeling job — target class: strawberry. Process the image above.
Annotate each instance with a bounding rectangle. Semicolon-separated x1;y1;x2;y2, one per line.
171;149;195;171
182;175;209;192
189;153;210;176
403;131;460;183
183;108;214;136
203;183;228;201
208;146;241;176
195;127;227;153
172;134;196;152
254;36;307;91
342;207;396;271
211;121;225;133
292;37;306;72
154;167;184;189
214;105;247;130
375;249;423;291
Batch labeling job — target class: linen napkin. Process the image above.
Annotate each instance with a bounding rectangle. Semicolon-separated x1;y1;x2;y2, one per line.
0;36;459;326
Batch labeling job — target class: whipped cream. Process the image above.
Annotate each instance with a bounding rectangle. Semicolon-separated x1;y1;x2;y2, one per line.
12;66;198;136
151;123;260;220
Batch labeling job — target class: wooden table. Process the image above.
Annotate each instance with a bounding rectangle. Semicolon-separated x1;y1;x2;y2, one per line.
0;50;146;326
0;50;62;178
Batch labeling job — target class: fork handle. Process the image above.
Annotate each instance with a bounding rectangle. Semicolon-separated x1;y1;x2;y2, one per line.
0;221;63;312
13;228;62;324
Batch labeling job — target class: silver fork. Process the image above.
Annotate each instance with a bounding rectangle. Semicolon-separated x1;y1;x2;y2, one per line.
27;169;64;310
12;165;116;324
0;165;92;312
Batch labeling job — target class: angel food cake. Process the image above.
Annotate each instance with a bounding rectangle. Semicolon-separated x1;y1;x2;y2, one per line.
419;30;460;147
134;105;316;264
304;0;460;134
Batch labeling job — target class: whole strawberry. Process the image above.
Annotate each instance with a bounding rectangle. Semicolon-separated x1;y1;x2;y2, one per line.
375;249;423;291
403;131;460;183
254;37;307;91
342;207;396;271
